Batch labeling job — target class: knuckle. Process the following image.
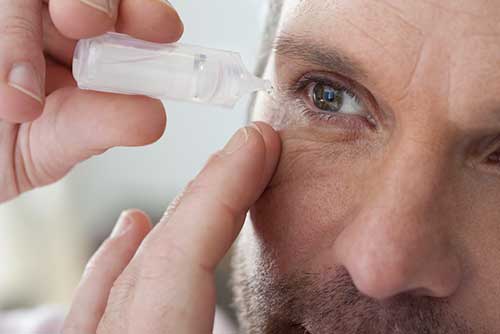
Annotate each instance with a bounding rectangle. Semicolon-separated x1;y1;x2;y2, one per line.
83;239;119;273
138;238;187;280
96;276;135;334
62;323;85;334
108;272;137;305
161;177;212;223
183;178;210;197
82;254;100;278
214;195;240;221
1;15;39;41
96;314;115;334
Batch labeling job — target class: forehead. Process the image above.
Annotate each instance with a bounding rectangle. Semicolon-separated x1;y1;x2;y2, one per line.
280;0;500;65
281;0;500;32
277;0;500;128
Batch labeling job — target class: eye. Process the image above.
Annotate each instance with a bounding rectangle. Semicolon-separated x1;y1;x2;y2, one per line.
309;82;365;116
486;150;500;164
289;72;378;129
475;136;500;175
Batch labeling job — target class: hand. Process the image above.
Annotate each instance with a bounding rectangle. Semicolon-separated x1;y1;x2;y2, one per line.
0;0;183;203
61;123;281;334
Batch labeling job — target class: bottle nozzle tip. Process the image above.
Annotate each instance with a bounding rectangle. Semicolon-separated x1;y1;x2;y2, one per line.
263;80;274;95
238;75;274;97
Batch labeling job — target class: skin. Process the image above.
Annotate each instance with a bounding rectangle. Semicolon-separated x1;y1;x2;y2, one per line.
0;0;182;203
0;1;280;333
1;1;281;333
2;0;500;333
232;0;500;333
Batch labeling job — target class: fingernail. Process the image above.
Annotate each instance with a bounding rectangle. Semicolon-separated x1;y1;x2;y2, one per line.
8;62;43;104
222;127;249;155
158;0;174;8
250;122;264;135
111;210;135;238
79;0;119;17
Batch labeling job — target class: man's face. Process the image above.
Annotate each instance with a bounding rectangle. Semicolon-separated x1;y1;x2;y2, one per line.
232;0;500;333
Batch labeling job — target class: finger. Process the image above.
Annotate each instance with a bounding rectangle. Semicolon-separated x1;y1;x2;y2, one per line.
42;5;76;67
14;88;166;193
116;0;184;43
0;0;45;123
49;0;119;39
101;123;281;333
50;0;183;43
45;59;75;95
252;122;284;188
62;210;152;334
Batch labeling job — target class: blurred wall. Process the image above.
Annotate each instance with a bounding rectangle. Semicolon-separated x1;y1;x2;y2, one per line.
0;0;267;310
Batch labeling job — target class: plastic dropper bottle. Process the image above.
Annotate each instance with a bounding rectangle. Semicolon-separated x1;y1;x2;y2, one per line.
73;32;272;108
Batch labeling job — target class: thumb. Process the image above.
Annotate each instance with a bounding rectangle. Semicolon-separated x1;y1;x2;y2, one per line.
14;88;166;193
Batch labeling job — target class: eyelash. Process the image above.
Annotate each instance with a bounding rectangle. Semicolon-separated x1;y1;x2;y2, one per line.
290;73;376;129
283;74;500;172
483;139;500;168
487;151;500;164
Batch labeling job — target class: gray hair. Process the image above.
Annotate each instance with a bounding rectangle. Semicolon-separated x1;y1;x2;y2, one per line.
254;0;284;76
247;1;284;120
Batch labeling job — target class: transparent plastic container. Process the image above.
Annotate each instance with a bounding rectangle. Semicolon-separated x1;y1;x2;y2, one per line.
73;32;272;108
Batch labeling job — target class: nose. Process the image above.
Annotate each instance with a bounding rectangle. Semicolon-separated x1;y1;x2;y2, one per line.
334;139;463;300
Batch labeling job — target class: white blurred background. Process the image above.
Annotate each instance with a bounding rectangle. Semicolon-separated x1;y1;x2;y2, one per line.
0;0;268;322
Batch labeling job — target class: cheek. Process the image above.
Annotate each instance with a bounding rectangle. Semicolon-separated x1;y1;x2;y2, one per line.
249;129;368;273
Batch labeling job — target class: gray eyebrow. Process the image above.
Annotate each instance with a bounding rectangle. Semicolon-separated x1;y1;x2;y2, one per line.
273;33;368;81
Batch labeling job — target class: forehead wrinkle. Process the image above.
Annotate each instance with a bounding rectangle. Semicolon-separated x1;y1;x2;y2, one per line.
281;0;426;66
447;37;500;129
375;0;425;37
339;15;395;60
330;1;427;63
281;0;326;26
418;0;497;18
273;33;368;81
277;0;500;131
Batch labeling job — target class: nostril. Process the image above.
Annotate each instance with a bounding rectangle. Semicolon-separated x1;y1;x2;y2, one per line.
409;287;435;297
344;250;418;301
334;210;463;302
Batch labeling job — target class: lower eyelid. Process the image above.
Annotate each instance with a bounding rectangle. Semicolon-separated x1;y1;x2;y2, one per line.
295;87;375;129
301;79;366;114
299;104;375;131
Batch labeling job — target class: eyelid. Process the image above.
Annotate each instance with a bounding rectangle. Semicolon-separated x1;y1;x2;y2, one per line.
287;72;359;96
477;135;500;160
290;72;378;129
304;81;366;116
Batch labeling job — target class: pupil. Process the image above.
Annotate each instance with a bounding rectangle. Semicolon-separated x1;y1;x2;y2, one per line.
324;89;336;102
312;83;343;112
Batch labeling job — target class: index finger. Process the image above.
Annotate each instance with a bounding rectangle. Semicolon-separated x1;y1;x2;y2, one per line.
100;123;281;334
49;0;183;42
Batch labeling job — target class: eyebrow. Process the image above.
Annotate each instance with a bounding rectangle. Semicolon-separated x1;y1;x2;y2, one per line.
273;33;368;81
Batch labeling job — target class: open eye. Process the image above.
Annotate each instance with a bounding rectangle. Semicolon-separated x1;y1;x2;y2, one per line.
290;72;378;129
309;82;365;116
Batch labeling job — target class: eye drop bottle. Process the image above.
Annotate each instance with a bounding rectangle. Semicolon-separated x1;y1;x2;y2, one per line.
73;32;272;108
